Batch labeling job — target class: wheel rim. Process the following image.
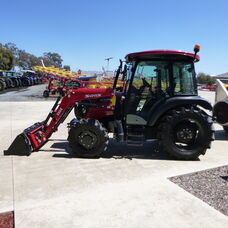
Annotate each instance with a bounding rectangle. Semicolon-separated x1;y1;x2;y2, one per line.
78;130;98;149
172;119;201;150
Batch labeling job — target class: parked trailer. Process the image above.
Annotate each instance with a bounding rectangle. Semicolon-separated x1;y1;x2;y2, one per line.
213;79;228;132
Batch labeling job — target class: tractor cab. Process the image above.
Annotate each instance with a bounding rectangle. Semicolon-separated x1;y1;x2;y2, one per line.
122;49;199;126
109;45;214;160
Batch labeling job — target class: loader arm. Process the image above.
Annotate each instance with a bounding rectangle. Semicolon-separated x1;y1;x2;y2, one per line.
4;88;114;156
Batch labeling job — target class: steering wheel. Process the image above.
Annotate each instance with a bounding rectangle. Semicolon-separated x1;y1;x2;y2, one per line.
142;77;151;88
140;77;156;98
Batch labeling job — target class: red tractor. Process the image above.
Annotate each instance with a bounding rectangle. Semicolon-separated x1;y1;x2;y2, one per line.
4;45;214;160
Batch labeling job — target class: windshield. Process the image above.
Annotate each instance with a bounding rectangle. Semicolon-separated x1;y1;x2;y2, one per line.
131;60;197;97
5;72;16;77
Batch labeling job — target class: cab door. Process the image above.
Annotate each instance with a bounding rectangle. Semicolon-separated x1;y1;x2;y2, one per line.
126;60;170;125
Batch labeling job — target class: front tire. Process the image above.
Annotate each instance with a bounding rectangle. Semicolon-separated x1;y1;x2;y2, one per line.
157;107;214;160
68;119;109;158
43;90;49;98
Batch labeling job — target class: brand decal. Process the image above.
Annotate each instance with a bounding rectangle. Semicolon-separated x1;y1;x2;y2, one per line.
56;108;63;116
85;94;101;98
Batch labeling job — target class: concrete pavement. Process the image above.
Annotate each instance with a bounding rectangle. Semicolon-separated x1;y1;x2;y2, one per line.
0;91;227;227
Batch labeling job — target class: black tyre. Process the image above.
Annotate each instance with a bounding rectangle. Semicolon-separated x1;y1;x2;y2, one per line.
68;119;109;158
16;79;20;87
223;126;228;133
43;90;49;98
6;78;14;88
28;79;32;86
17;78;22;87
11;78;18;87
4;78;10;88
27;79;31;86
22;79;30;86
157;107;214;160
0;80;5;91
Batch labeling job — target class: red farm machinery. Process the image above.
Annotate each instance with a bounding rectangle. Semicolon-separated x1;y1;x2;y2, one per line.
4;45;215;160
33;66;121;97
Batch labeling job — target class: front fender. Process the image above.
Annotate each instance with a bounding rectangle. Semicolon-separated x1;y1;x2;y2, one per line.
148;96;212;126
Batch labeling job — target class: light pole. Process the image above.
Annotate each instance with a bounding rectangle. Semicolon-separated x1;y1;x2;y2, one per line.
105;57;113;73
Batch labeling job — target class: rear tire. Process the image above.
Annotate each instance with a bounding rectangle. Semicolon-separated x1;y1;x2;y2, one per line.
6;78;13;88
22;79;30;86
18;78;22;87
11;78;18;87
68;119;109;158
157;107;214;160
0;80;5;91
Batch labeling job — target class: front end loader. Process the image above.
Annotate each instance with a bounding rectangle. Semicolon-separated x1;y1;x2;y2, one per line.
4;88;115;156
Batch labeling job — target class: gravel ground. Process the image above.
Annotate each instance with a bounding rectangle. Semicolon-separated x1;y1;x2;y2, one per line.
169;165;228;216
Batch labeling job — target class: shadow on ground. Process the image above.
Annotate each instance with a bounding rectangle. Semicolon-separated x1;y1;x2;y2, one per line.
214;130;228;141
50;139;176;161
34;129;228;160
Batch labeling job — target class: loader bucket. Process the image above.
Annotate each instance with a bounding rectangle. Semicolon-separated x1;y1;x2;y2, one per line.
4;97;62;156
4;133;32;156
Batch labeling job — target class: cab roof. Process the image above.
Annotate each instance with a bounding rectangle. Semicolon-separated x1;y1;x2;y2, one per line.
125;50;200;62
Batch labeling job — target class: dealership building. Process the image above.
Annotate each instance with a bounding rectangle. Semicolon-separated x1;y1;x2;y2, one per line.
215;72;228;83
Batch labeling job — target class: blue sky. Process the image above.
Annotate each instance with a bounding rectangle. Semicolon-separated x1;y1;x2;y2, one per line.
0;0;228;75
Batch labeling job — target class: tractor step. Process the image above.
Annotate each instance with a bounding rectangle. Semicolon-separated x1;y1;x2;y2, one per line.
126;125;145;146
127;140;144;146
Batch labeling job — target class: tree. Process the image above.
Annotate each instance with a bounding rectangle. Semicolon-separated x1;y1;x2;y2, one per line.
3;42;64;69
0;44;14;70
3;43;41;69
197;72;216;85
29;54;41;67
3;42;19;66
43;52;63;68
17;50;30;69
63;65;71;71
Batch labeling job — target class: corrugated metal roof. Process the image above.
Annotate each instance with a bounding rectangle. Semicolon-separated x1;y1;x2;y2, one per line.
216;72;228;78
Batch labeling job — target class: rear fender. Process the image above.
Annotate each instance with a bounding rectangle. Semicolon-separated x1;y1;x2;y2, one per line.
148;96;212;126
